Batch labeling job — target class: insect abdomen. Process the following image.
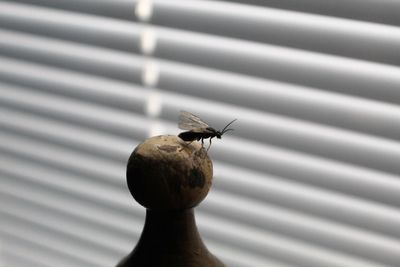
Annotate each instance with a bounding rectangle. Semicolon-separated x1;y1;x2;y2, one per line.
178;131;203;141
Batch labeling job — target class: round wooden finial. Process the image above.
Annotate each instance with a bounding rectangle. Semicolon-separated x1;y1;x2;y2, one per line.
126;135;213;210
118;135;224;267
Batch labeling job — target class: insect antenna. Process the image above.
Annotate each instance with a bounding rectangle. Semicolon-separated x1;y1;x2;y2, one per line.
221;119;237;134
222;128;234;134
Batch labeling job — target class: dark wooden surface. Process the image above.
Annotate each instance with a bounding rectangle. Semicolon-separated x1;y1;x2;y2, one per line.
117;135;225;267
117;209;224;267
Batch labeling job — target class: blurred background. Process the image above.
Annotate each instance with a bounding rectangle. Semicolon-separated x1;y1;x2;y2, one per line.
1;0;400;266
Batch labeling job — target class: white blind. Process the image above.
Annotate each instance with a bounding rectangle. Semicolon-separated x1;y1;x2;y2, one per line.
1;1;400;267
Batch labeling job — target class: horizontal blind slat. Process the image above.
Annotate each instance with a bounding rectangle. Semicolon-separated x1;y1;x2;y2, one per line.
0;131;125;183
4;47;399;146
3;0;138;21
1;237;93;267
4;78;400;176
159;91;400;175
0;107;134;162
215;162;400;217
151;0;400;65
227;0;400;26
6;74;400;175
0;30;143;83
0;82;149;139
0;56;147;115
3;104;400;212
157;60;400;141
0;192;133;246
203;190;400;265
0;174;142;234
212;141;400;239
197;212;390;267
207;242;296;267
2;250;54;267
151;26;400;105
0;210;122;259
0;212;115;267
0;1;141;53
2;81;398;208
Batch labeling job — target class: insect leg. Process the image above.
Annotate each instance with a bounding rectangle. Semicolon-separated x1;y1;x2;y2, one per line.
207;138;212;152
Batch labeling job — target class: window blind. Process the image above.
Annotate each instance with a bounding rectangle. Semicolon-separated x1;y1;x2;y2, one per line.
1;1;400;267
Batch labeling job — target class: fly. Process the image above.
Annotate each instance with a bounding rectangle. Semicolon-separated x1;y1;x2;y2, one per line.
178;110;237;151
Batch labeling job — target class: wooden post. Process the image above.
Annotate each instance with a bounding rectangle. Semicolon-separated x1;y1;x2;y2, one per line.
117;135;225;267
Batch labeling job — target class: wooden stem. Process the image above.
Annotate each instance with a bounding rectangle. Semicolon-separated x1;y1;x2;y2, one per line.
117;209;224;267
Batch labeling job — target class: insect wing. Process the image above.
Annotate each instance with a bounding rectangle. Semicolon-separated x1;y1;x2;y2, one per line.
178;111;210;130
188;127;215;133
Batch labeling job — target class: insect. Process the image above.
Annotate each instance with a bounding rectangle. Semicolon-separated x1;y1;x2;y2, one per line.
178;110;237;151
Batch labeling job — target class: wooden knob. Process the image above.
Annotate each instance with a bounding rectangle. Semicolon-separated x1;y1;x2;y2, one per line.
126;135;213;210
117;135;225;267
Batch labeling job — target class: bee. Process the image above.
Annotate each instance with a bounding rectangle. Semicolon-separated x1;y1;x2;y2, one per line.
178;110;237;151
